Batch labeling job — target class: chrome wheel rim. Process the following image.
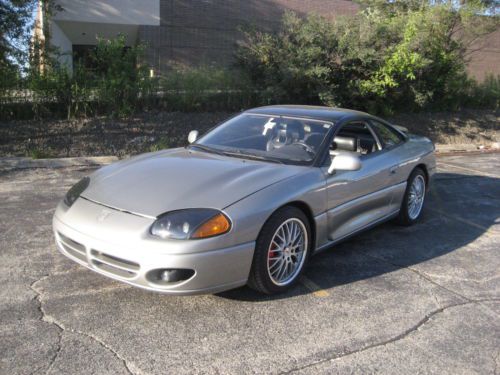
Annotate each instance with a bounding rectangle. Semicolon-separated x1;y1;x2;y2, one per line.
408;175;425;220
267;218;308;286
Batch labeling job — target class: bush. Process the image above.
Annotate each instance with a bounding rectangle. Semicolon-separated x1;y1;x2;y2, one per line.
1;49;256;119
465;74;500;109
2;5;497;121
0;35;157;120
237;3;499;114
159;66;257;111
28;63;83;119
91;36;157;117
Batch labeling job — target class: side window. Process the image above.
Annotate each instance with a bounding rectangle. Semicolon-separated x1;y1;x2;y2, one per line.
370;120;404;148
331;121;380;156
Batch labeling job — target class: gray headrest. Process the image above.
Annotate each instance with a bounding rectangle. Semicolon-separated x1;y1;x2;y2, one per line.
333;136;357;152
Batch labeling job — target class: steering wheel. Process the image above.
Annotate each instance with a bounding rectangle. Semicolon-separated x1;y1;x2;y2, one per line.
291;141;315;155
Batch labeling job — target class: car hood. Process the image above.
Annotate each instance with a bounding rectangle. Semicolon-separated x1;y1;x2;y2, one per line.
82;148;303;217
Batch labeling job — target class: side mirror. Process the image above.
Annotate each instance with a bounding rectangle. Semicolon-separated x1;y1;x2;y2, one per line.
328;153;362;174
188;130;199;144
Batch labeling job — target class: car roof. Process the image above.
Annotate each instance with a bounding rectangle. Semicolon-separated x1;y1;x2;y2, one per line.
245;105;370;123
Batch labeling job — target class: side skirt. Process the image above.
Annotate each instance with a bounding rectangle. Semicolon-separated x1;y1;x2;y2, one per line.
312;210;400;255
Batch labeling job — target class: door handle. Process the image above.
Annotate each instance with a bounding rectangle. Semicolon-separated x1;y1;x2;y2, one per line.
389;166;398;174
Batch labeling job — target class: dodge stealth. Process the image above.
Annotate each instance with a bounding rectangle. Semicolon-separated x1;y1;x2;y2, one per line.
53;106;435;295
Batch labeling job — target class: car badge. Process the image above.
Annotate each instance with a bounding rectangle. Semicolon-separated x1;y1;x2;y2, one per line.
97;209;112;222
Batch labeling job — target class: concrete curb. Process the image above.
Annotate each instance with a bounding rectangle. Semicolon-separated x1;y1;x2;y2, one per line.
1;146;498;172
0;156;119;172
435;142;499;154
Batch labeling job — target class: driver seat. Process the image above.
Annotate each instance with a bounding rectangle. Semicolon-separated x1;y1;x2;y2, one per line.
266;122;303;152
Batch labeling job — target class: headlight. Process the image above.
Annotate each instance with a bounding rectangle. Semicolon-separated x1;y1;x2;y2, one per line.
150;209;231;240
64;177;90;207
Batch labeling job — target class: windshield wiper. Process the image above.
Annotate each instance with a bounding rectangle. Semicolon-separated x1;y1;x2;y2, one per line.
220;150;285;164
187;144;226;156
189;144;285;164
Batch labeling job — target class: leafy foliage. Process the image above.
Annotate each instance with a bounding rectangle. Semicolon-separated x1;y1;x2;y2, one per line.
0;0;35;68
237;2;499;114
91;36;156;116
0;0;36;112
160;66;256;111
1;1;498;121
22;35;157;119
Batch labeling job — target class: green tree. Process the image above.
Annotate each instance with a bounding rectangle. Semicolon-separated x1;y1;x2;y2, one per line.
0;0;35;68
90;35;154;117
0;0;36;96
237;2;498;114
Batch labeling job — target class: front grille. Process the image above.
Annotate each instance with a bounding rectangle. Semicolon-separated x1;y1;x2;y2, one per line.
90;249;140;279
58;232;87;263
57;232;140;280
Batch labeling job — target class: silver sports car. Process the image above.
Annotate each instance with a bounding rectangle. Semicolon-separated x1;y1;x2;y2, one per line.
53;105;435;295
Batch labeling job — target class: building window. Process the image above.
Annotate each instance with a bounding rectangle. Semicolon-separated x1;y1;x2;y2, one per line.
72;45;97;70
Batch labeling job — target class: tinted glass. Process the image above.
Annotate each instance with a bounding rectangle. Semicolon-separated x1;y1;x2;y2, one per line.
196;114;332;164
370;120;403;148
336;121;379;155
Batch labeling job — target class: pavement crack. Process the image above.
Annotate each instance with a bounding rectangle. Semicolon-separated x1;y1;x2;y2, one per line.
363;252;500;318
29;275;63;375
416;272;500;284
282;299;499;374
405;265;472;302
367;254;500;318
364;252;473;303
30;275;141;375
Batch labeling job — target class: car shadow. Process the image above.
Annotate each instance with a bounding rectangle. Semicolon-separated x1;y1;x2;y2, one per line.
217;171;499;301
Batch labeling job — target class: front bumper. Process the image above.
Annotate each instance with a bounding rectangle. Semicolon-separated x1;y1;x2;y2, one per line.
53;200;255;295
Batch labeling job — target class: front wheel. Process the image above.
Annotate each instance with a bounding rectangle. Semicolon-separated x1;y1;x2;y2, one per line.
396;168;427;226
248;206;311;294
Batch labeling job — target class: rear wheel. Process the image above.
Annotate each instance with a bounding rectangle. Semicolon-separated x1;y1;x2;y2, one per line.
248;206;311;294
397;168;426;226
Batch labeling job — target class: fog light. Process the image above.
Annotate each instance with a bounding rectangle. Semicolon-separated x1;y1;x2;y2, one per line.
161;269;180;282
146;268;195;285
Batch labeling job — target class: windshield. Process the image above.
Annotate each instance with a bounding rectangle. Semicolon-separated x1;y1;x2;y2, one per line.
193;114;333;165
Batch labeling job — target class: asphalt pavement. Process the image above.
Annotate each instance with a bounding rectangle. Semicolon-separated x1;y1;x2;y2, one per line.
0;152;499;374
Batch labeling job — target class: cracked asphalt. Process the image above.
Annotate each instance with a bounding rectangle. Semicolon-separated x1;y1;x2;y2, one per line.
1;153;499;375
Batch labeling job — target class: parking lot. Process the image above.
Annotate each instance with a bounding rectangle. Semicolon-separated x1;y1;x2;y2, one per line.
1;152;499;374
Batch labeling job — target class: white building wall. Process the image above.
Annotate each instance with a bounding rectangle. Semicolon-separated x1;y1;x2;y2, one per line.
51;21;73;70
53;0;160;25
44;0;160;72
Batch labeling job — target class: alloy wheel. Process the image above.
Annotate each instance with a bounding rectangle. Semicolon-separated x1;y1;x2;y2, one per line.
267;218;308;286
408;174;425;220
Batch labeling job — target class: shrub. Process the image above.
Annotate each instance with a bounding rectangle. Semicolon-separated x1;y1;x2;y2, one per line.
237;3;499;114
160;66;257;111
3;35;158;120
91;36;157;117
473;74;499;109
28;63;84;119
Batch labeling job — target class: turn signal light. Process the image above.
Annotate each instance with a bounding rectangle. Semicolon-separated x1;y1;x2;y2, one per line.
192;213;231;239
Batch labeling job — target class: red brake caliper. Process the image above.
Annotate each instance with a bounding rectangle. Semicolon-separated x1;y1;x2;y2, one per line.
268;243;277;265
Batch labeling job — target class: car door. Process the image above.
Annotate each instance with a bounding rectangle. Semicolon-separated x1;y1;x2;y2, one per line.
368;118;409;211
323;119;400;241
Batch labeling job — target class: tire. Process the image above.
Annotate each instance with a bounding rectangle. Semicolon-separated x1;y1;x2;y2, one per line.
396;167;427;226
248;206;311;294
